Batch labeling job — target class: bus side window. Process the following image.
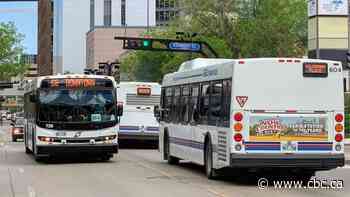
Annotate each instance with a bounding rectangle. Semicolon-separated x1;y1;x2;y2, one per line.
209;81;223;126
222;80;232;127
189;85;199;124
164;87;173;122
181;86;190;124
173;87;181;123
199;83;210;124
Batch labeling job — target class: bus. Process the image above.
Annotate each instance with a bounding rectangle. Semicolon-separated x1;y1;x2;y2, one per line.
24;75;122;161
155;58;345;179
117;82;161;145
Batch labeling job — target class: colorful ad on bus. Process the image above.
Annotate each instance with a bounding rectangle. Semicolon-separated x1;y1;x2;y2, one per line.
249;115;328;141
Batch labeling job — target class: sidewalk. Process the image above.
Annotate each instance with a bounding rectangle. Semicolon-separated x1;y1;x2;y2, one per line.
345;138;350;145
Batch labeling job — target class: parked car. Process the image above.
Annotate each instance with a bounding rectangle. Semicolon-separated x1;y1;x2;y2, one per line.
11;117;25;142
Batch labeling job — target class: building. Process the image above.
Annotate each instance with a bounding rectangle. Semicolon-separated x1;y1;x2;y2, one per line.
86;0;156;70
86;27;146;69
21;54;38;79
156;0;180;26
53;0;90;74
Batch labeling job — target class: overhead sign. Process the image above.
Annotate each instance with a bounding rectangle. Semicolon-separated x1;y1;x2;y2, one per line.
310;0;349;16
168;42;202;52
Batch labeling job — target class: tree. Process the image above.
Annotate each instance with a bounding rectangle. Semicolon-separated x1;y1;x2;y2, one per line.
0;22;28;81
120;0;308;81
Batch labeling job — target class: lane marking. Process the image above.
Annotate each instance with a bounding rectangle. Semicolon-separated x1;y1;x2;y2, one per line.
18;168;24;173
341;165;350;169
27;186;36;197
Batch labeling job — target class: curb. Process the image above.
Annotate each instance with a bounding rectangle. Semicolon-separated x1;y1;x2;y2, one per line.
344;139;350;145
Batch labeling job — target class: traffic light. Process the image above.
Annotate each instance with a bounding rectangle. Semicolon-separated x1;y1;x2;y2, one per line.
124;39;153;50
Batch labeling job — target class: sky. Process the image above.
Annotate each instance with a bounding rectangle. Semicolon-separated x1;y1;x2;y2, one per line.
0;2;38;54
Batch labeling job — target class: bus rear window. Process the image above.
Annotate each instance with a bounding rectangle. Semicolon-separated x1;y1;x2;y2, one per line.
303;63;328;78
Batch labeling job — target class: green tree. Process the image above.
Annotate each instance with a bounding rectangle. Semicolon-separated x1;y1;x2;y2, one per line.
0;22;28;80
121;0;307;81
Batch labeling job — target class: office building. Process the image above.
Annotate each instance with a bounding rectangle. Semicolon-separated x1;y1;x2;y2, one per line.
86;0;156;70
53;0;90;74
156;0;180;26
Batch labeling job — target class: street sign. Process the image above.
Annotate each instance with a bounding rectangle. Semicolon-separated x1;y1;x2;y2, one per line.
114;36;218;58
168;42;202;52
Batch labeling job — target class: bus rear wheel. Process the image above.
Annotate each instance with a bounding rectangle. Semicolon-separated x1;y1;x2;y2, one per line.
205;137;219;179
164;134;179;165
25;146;31;154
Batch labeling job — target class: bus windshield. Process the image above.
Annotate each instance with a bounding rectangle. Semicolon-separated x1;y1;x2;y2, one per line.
38;89;116;123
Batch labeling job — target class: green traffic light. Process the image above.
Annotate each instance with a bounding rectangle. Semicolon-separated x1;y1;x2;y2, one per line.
143;40;151;47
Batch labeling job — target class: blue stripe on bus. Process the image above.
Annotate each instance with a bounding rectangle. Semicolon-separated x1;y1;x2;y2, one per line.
245;142;280;151
119;126;139;131
298;142;333;151
169;137;204;150
146;127;159;131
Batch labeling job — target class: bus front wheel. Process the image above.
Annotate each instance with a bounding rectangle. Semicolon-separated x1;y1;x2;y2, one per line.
164;133;179;165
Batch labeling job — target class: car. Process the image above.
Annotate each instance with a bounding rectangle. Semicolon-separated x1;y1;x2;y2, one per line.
11;117;25;142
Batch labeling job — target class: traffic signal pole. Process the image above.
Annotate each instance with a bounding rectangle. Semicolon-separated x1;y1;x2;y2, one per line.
114;36;219;58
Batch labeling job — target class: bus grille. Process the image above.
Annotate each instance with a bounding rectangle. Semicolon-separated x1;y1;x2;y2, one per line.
126;94;160;106
217;131;227;162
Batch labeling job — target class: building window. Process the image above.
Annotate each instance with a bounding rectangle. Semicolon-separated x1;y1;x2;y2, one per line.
104;0;112;26
121;0;126;26
90;0;95;29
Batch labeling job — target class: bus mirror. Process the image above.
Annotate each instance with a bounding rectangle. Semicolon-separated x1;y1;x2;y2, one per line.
154;105;161;120
10;123;14;127
117;105;123;116
29;94;36;103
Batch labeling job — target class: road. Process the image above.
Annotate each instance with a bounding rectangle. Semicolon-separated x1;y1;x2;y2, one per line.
0;122;349;197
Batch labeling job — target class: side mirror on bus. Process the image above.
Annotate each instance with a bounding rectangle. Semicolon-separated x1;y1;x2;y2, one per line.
117;105;123;117
29;94;36;103
154;105;161;121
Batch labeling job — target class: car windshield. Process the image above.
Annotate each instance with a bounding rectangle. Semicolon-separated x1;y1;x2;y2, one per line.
38;89;116;123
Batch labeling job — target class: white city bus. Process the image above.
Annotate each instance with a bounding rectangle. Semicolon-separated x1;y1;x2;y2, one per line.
156;58;345;179
117;82;161;144
24;75;122;161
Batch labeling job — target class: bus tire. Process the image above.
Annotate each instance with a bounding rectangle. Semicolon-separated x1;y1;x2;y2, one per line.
25;146;31;154
205;136;219;180
164;133;179;165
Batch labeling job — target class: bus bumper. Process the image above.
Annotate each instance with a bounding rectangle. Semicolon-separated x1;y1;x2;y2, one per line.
36;144;119;156
230;153;344;170
118;132;158;141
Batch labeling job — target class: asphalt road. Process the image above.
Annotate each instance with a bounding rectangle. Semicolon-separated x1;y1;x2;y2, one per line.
0;122;349;197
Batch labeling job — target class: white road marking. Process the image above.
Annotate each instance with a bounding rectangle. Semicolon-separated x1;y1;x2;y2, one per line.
341;165;350;169
18;168;24;173
27;186;36;197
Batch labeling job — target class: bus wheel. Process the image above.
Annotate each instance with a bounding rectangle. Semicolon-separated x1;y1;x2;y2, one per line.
101;154;112;161
205;137;219;180
25;146;31;154
164;134;179;165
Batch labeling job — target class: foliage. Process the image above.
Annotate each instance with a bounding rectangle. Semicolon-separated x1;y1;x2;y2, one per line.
0;22;28;80
121;0;308;82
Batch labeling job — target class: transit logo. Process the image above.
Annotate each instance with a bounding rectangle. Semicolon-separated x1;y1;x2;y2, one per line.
236;96;248;108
